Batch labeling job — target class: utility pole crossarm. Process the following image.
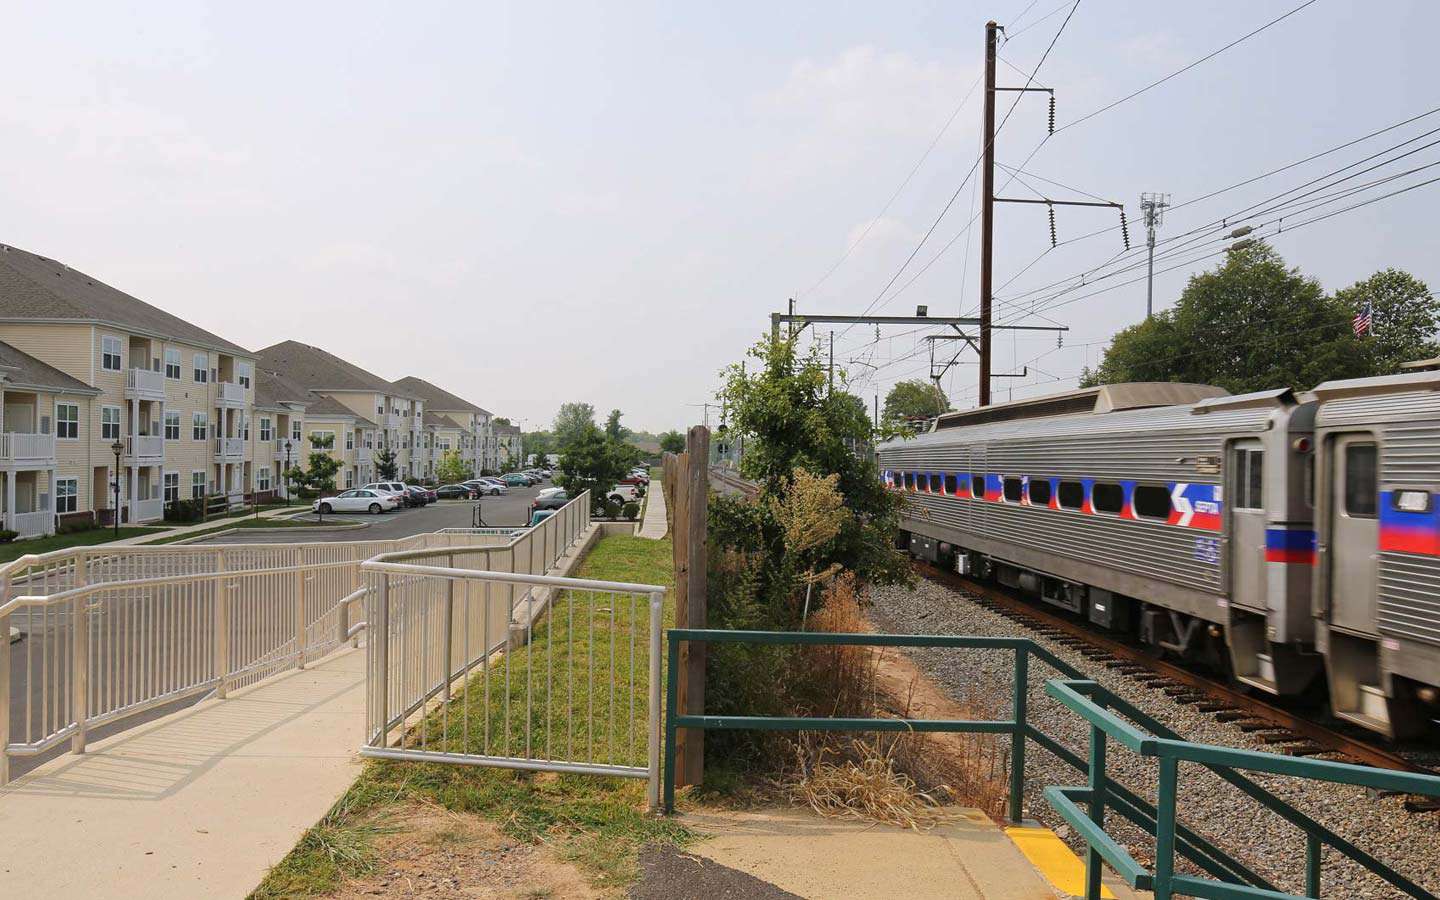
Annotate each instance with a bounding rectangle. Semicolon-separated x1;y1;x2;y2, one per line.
994;197;1122;209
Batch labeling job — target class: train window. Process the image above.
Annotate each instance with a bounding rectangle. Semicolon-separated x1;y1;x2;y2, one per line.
1057;481;1084;509
903;472;915;491
972;475;986;498
1028;479;1052;506
1344;443;1378;518
929;473;943;493
1232;448;1264;510
944;474;958;495
1003;477;1023;502
1133;485;1172;520
1092;483;1124;514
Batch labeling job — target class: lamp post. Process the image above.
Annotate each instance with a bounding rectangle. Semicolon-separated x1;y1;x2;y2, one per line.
110;439;124;538
283;440;293;506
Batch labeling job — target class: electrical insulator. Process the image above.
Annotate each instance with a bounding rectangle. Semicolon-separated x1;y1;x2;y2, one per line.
1047;204;1057;248
1047;94;1056;135
1119;209;1131;251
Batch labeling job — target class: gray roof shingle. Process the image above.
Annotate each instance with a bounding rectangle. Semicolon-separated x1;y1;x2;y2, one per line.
392;375;491;416
0;244;252;356
0;340;98;394
257;340;417;398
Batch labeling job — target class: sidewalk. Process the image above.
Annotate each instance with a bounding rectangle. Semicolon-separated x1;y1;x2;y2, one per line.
0;646;367;899
638;478;667;538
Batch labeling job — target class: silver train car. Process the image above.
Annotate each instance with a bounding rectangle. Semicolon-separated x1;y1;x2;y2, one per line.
878;376;1440;738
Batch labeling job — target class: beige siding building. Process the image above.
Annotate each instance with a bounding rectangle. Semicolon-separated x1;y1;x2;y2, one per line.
392;375;495;477
0;244;261;527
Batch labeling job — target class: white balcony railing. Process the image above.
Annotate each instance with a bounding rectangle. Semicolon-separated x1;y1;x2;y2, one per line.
125;435;165;460
216;381;245;405
356;447;373;464
214;436;245;459
125;368;166;398
131;498;164;522
0;432;56;463
382;413;402;429
10;509;50;538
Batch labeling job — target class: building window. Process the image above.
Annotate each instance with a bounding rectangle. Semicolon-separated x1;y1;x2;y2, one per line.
163;472;180;503
164;412;181;441
55;478;78;513
345;431;355;450
193;412;208;441
55;403;79;440
291;421;302;442
258;467;271;491
241;415;250;440
164;348;182;380
193;353;208;383
345;468;354;488
192;471;206;499
101;405;121;441
310;430;335;449
237;362;252;389
101;335;122;372
1092;483;1124;514
259;418;272;442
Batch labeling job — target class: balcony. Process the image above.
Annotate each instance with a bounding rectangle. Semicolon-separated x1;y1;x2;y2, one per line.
124;434;165;463
0;432;56;466
382;413;402;429
125;368;166;400
216;381;246;407
130;497;164;523
214;436;245;460
356;446;373;464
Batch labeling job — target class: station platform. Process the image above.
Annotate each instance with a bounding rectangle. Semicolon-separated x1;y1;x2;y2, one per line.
676;806;1147;899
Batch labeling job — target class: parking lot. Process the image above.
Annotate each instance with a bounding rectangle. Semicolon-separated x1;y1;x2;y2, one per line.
199;483;550;544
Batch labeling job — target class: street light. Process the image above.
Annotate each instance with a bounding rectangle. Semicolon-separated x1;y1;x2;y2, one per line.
110;439;124;538
283;440;293;506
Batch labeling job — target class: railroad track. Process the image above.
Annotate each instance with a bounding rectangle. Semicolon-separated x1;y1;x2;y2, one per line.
915;561;1440;814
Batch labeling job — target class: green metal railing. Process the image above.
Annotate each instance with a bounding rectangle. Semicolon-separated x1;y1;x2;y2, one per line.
662;629;1440;900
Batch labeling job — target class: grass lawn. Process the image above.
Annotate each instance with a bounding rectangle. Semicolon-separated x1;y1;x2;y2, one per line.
0;526;168;563
144;514;353;545
251;533;686;899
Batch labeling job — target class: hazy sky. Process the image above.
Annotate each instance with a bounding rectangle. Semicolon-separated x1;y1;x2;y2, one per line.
3;1;1437;432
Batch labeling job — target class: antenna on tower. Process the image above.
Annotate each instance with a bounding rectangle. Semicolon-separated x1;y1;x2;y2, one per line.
1140;192;1170;319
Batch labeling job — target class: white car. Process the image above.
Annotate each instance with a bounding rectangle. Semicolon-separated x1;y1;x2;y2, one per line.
362;481;409;502
465;478;506;496
537;486;566;499
313;489;398;515
606;483;641;504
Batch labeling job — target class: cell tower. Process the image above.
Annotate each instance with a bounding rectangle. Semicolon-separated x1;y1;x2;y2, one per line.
1140;192;1170;318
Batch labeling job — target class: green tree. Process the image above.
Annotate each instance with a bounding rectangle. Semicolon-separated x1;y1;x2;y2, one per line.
658;430;686;453
556;422;631;503
1334;268;1440;374
553;402;596;449
604;408;629;441
375;445;399;481
287;433;342;496
492;416;512;427
1081;243;1375;393
882;379;947;424
521;430;552;466
435;449;469;485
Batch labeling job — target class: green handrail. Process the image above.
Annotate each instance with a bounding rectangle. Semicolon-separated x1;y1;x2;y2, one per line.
661;628;1440;900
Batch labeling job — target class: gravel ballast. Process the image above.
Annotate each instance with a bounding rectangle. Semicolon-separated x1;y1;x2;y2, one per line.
869;578;1440;900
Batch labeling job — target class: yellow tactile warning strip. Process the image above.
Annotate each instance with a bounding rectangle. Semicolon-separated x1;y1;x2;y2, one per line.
1005;825;1116;899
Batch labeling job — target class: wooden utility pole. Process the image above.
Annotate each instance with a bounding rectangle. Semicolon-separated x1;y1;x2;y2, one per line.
979;20;998;408
669;426;709;787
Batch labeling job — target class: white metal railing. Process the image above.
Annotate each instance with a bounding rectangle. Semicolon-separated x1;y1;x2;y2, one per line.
125;368;165;396
217;381;245;404
10;510;50;539
356;447;373;464
214;436;245;458
125;434;165;459
132;498;164;522
356;492;665;805
0;513;593;784
0;432;56;463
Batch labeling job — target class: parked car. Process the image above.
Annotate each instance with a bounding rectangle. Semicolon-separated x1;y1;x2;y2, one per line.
313;489;398;515
618;475;648;489
403;485;432;506
606;483;641;505
464;478;505;496
435;483;478;499
500;473;531;487
363;481;411;505
528;509;555;527
536;486;566;500
530;491;569;513
628;469;650;484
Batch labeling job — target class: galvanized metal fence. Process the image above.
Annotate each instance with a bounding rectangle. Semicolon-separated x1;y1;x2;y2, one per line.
358;496;665;806
0;493;592;783
662;629;1440;900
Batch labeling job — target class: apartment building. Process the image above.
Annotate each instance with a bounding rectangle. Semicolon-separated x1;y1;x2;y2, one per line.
256;341;424;480
391;376;494;477
495;421;522;469
0;244;260;530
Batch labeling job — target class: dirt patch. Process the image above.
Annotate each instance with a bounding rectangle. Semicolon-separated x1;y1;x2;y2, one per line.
629;844;801;900
331;802;600;899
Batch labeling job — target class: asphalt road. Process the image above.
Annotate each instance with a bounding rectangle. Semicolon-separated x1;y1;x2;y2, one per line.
199;484;549;543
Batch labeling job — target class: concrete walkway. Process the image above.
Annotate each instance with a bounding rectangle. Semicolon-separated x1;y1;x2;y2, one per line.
0;646;367;899
638;479;667;539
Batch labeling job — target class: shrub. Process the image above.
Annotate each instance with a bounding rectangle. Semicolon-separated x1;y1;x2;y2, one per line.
621;500;640;520
604;498;623;519
0;529;18;543
165;498;204;523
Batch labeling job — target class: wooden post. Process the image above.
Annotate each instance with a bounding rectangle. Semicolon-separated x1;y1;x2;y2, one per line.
674;426;709;787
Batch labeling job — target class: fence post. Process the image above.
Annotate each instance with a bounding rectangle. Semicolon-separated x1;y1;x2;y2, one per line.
70;594;88;754
215;549;229;698
680;425;708;787
647;590;664;811
442;554;455;698
1305;832;1321;898
375;574;390;747
1085;700;1108;900
1153;755;1178;900
295;567;307;670
0;604;10;785
1009;644;1028;823
663;633;681;813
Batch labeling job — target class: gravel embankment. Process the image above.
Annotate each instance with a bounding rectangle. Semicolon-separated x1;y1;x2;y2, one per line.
869;578;1440;900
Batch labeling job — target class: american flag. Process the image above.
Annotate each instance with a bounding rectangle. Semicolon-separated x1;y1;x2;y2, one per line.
1353;300;1372;337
